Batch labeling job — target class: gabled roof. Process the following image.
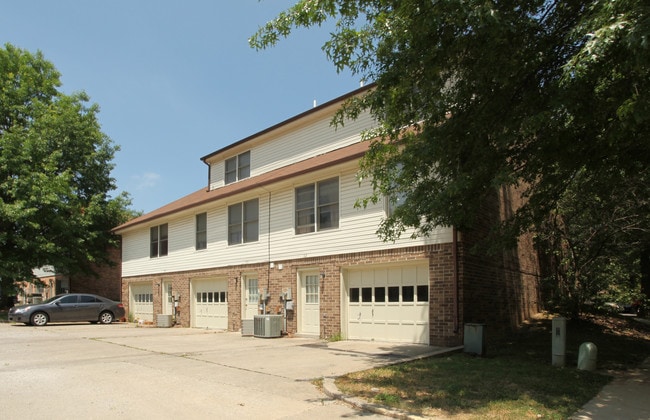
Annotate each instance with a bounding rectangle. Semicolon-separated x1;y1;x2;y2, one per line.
113;141;370;233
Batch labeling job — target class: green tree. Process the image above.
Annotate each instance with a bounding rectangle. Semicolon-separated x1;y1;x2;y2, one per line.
251;0;650;308
0;43;133;295
537;168;650;316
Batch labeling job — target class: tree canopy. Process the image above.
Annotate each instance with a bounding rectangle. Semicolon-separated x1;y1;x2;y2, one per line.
251;1;650;312
0;43;133;294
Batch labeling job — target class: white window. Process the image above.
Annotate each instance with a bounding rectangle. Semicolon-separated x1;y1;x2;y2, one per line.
228;199;259;245
196;213;207;250
247;278;259;304
225;151;251;184
386;191;407;216
295;178;339;234
150;224;168;258
385;163;406;216
305;275;319;303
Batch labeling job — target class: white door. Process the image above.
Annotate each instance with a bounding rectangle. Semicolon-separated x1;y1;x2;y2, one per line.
346;265;429;344
162;280;174;315
300;272;320;336
192;278;228;329
130;282;154;322
242;276;259;320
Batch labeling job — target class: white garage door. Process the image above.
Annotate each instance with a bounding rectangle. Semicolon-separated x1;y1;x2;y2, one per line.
192;278;228;329
346;265;429;344
130;282;154;322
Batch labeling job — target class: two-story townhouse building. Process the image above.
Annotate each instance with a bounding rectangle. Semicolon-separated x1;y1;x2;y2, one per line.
113;86;540;346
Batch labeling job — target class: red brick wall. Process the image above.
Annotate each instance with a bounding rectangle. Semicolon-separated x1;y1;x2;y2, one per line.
71;246;122;302
428;243;461;346
120;245;462;344
458;185;541;339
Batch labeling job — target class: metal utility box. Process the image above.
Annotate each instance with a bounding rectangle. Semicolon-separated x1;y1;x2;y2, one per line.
253;314;282;338
464;323;486;356
156;314;173;328
241;319;254;336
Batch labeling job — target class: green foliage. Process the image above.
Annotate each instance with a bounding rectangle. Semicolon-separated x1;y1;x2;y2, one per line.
374;392;400;405
0;43;134;293
326;331;343;342
336;315;649;418
536;166;650;316
252;0;650;308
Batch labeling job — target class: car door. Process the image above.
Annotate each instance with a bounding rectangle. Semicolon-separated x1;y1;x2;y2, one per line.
50;294;80;322
78;295;103;321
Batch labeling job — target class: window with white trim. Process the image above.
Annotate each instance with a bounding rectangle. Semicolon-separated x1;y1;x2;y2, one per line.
386;191;407;216
295;177;339;234
247;278;259;304
225;151;250;184
150;224;168;258
228;198;259;245
305;275;319;303
385;163;406;216
195;212;207;250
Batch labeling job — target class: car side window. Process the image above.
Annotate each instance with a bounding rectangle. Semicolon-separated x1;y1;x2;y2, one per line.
80;295;98;303
58;295;78;304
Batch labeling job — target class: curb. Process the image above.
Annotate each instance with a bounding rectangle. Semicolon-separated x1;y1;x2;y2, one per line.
322;377;430;419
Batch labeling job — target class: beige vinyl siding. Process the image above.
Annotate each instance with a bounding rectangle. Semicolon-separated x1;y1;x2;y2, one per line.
122;195;271;277
265;169;451;261
208;111;375;190
121;160;451;278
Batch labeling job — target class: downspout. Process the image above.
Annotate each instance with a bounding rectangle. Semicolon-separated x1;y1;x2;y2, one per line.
202;159;211;191
267;190;271;292
452;227;460;333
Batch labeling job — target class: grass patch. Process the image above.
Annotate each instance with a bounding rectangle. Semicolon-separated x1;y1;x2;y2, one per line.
327;331;343;342
336;314;650;419
311;377;324;392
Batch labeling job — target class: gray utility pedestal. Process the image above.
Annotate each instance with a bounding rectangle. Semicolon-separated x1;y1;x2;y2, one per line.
577;342;597;371
464;323;486;356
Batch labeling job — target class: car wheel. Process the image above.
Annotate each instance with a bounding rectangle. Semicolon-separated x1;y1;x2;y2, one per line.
99;311;114;324
30;312;48;326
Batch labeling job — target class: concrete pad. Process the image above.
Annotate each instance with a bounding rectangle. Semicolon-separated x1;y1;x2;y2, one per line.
0;322;449;419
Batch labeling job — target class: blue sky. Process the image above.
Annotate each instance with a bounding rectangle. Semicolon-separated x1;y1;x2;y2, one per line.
1;1;360;213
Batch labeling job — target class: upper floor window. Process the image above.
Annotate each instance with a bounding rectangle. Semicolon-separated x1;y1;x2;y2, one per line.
385;163;406;216
295;177;339;234
150;224;168;258
228;198;259;245
225;151;250;184
196;212;207;250
386;191;407;217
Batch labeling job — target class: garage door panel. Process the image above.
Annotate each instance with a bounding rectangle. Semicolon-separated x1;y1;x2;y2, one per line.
363;270;379;286
346;265;429;344
130;283;154;322
372;305;395;321
371;270;387;287
401;304;428;320
401;266;417;282
349;304;373;319
192;278;228;330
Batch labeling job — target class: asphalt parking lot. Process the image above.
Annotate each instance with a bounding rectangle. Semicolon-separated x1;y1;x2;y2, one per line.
0;322;450;419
